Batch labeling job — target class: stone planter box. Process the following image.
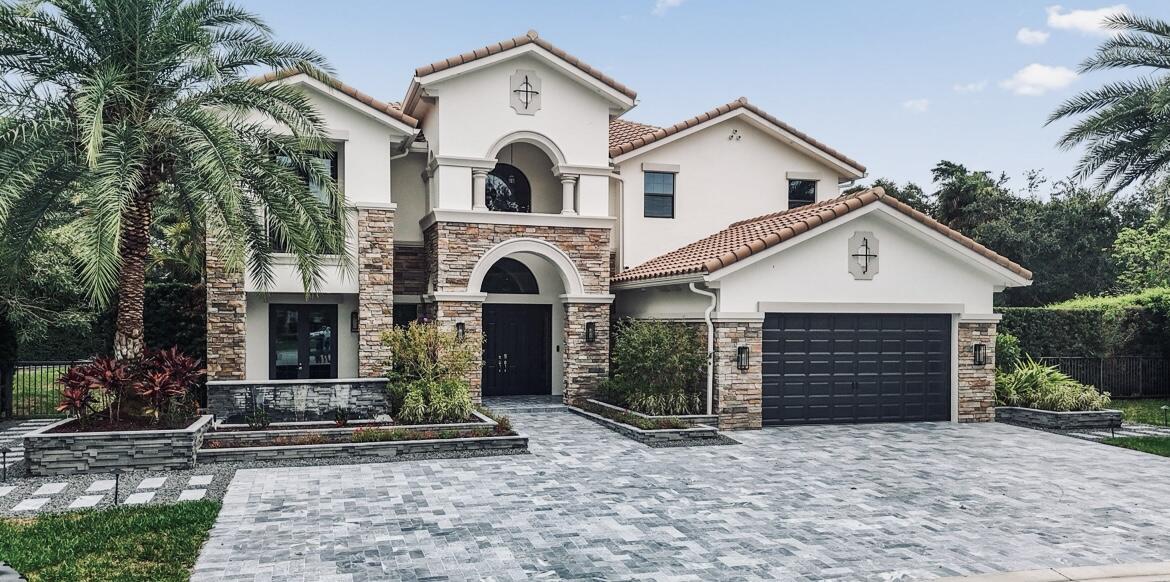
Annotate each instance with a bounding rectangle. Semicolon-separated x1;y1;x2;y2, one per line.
567;405;722;446
585;399;718;427
198;432;528;464
204;411;497;447
996;406;1123;430
205;378;389;420
23;415;214;477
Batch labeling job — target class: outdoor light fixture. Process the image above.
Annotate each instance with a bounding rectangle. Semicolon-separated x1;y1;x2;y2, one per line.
973;343;987;366
585;322;597;343
0;446;8;482
350;311;359;333
456;322;466;341
737;346;750;371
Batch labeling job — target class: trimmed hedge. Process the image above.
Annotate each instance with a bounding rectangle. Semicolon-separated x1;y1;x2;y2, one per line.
997;288;1170;358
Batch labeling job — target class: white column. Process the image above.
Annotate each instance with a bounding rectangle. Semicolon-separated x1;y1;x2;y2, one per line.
472;168;489;211
560;175;578;215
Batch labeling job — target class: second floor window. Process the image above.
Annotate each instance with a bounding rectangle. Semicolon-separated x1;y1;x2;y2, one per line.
270;151;340;253
644;171;675;218
788;179;816;208
486;163;532;213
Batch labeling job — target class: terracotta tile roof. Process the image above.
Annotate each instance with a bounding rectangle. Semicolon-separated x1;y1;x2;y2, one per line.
253;68;418;128
612;187;1032;284
607;97;866;175
608;118;661;150
414;30;637;100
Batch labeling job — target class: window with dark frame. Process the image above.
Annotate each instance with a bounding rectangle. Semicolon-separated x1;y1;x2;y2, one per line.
270;150;340;253
392;304;419;328
788;179;817;208
644;171;675;218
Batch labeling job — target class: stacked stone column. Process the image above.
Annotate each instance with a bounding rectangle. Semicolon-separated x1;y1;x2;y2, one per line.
562;302;610;403
433;299;484;402
712;320;763;430
205;230;246;381
357;207;395;377
958;319;997;422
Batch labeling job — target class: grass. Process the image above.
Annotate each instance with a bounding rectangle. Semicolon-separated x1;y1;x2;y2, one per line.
0;501;221;582
1113;399;1170;426
1101;436;1170;458
10;364;70;418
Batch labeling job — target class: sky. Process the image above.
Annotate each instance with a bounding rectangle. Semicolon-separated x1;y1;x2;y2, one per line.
243;0;1168;193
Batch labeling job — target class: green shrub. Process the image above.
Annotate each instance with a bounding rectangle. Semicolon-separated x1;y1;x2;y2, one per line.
995;357;1112;412
600;319;707;415
381;321;480;385
998;288;1170;358
392;378;474;424
995;333;1022;371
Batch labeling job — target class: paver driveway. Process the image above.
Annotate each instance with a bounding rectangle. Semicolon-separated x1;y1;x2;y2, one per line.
192;412;1170;581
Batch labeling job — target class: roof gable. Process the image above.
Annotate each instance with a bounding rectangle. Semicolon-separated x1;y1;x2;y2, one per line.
608;97;865;178
254;69;417;130
611;187;1032;285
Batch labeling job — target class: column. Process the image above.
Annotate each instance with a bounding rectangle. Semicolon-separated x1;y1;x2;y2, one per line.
562;301;609;403
560;175;578;215
205;229;246;380
958;319;997;423
472;168;489;210
712;320;763;430
357;206;395;378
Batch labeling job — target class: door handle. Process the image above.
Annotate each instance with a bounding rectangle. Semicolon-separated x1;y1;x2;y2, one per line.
502;353;509;373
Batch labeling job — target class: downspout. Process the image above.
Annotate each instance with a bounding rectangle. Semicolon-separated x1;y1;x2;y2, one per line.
609;170;625;272
689;282;717;415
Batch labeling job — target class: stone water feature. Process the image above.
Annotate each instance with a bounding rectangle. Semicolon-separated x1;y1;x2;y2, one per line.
205;378;391;421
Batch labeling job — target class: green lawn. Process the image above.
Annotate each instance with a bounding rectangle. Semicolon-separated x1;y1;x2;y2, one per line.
1101;436;1170;458
9;364;71;418
0;501;220;582
1113;399;1170;426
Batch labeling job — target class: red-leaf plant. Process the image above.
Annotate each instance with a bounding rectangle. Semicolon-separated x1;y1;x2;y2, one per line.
56;381;96;427
56;347;205;427
135;347;205;425
59;357;131;424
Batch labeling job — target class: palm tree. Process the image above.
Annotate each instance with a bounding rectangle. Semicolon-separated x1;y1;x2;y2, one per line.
1049;13;1170;193
0;0;348;360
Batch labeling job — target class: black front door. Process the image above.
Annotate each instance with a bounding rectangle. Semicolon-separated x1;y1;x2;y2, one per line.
270;304;339;380
482;304;551;396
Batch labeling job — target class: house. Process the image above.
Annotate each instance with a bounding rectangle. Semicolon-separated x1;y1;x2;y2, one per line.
204;30;1032;430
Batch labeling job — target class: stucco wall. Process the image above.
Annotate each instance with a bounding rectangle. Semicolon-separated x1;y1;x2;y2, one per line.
615;116;843;269
244;293;360;380
391;152;428;242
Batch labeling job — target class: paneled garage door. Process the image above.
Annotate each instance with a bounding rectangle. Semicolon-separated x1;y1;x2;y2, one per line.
762;313;951;425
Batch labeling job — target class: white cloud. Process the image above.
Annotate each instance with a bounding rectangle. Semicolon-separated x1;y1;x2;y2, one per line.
652;0;683;15
901;98;930;112
1016;27;1051;45
953;81;988;93
1000;64;1078;96
1046;4;1128;35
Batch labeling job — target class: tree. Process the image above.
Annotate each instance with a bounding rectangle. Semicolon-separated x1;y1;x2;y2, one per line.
846;178;934;216
1049;13;1170;193
930;161;1013;233
0;0;347;361
1112;221;1170;292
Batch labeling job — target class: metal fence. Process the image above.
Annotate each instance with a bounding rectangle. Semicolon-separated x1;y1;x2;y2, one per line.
0;360;87;419
1039;357;1170;399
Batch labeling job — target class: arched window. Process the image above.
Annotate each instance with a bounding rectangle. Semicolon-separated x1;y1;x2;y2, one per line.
480;257;539;294
486;163;531;213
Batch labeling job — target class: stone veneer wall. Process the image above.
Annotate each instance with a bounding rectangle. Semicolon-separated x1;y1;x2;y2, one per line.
24;416;213;476
393;243;427;296
712;320;763;431
357;207;395;377
205;378;391;418
205;231;246;380
432;300;484;402
563;302;610;402
958;321;996;423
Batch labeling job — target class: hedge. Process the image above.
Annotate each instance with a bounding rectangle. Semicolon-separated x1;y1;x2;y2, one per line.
18;282;206;361
997;288;1170;358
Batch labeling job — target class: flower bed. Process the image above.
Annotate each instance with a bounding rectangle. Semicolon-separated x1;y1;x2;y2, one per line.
23;415;213;476
585;399;718;427
203;410;498;446
995;406;1123;430
568;400;722;446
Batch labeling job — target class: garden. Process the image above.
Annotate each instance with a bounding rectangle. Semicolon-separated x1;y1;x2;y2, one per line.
567;319;729;446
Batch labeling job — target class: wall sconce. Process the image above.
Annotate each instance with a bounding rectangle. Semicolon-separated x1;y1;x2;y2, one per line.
973;343;986;366
737;345;750;371
350;311;359;333
585;322;597;343
456;322;466;341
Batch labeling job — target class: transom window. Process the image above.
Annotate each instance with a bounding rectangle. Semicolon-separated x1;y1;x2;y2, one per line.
480;257;539;294
788;179;817;208
486;163;532;213
644;171;675;218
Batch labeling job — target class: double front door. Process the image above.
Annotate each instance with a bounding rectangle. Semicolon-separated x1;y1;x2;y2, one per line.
270;304;338;380
482;304;552;396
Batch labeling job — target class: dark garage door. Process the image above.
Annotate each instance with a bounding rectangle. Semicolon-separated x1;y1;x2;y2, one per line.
763;313;951;425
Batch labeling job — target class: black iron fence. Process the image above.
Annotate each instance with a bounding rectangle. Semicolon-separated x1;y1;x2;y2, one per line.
1039;356;1170;399
0;360;87;419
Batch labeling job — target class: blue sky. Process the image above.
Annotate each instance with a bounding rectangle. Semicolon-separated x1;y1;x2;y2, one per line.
244;0;1167;193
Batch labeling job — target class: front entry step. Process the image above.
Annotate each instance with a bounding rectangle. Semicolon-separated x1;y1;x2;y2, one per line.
482;395;564;414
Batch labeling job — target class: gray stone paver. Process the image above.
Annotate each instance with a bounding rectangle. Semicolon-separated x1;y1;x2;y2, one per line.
192;412;1170;581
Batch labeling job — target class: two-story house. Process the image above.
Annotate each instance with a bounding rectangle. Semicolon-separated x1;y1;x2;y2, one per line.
205;31;1031;430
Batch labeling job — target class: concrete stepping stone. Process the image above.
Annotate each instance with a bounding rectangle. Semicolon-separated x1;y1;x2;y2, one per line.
32;482;66;496
0;486;14;498
123;492;154;505
11;498;48;512
87;480;115;493
188;475;214;487
69;495;104;509
137;477;167;490
178;489;206;501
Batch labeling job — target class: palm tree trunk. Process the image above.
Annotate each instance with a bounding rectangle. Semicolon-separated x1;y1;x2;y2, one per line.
113;196;152;361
